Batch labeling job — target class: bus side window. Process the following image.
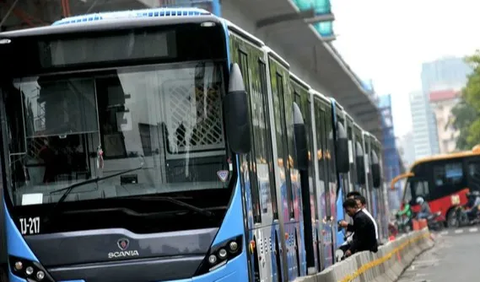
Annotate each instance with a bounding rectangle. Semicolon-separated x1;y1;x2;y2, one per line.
269;61;294;219
468;160;480;191
348;125;356;192
432;161;464;201
325;108;336;186
277;72;296;219
415;181;429;200
314;100;329;218
409;178;429;203
253;59;276;218
238;49;262;223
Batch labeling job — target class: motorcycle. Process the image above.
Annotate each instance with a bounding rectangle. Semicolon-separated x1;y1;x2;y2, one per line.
451;205;480;227
450;206;470;228
395;213;412;233
426;211;445;231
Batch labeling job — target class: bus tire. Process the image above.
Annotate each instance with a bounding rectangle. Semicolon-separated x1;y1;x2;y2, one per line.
446;207;458;228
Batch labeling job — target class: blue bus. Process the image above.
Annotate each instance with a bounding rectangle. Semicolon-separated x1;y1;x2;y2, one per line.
0;7;387;282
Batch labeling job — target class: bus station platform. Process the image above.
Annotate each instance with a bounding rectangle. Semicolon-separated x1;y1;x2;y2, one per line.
295;228;434;282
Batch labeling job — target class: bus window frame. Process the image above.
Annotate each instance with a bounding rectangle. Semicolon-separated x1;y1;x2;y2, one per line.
428;159;467;201
406;176;430;205
466;156;480;192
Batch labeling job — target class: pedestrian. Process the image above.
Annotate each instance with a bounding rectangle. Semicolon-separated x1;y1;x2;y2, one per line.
339;198;378;257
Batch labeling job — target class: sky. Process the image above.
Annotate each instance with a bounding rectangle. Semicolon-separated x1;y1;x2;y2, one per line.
330;0;480;137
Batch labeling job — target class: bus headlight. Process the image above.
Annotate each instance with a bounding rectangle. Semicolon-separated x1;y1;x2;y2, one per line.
26;266;34;275
36;271;45;280
218;248;227;259
229;241;238;252
195;235;243;275
9;256;54;282
208;254;217;264
14;261;23;271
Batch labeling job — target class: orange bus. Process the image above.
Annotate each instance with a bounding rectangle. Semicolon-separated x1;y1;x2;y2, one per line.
391;146;480;227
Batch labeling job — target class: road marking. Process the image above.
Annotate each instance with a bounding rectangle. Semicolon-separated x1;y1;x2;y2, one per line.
440;231;448;235
454;229;463;233
469;227;478;232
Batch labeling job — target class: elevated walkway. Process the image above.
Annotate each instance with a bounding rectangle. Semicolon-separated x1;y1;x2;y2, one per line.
0;0;382;138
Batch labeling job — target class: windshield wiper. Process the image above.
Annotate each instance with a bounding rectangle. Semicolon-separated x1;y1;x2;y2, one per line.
45;156;145;221
62;197;216;218
133;195;214;217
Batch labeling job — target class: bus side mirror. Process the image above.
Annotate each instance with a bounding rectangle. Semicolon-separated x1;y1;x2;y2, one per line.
355;141;366;185
293;102;308;170
223;63;251;154
335;122;349;173
371;150;381;188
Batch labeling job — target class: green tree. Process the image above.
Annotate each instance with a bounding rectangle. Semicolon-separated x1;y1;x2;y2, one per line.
452;50;480;150
451;97;477;150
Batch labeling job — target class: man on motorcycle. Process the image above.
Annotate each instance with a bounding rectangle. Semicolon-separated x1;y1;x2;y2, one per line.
463;190;480;221
416;197;431;220
397;200;413;231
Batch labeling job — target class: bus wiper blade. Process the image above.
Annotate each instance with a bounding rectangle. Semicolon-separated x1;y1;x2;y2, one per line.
137;195;214;217
46;157;145;220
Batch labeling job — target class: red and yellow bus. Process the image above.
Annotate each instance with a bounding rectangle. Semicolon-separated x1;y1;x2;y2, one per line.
392;146;480;227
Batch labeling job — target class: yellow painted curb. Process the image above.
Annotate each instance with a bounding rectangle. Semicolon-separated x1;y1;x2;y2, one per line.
339;232;430;282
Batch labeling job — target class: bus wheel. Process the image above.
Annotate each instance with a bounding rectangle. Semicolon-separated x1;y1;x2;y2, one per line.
447;208;459;228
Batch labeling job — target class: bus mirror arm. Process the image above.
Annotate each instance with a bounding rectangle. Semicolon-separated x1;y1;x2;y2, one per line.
390;172;414;190
223;63;251;154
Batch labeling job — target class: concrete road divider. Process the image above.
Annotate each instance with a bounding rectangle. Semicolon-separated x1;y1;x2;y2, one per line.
295;228;434;282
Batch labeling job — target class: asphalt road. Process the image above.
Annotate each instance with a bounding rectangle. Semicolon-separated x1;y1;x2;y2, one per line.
398;227;480;282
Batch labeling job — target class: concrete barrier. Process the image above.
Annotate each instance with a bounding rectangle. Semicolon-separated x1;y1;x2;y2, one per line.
296;228;434;282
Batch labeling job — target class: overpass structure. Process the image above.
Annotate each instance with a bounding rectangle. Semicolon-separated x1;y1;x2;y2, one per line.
0;0;381;138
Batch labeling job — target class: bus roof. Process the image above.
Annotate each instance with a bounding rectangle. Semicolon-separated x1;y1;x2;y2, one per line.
0;9;220;38
52;7;213;26
409;146;480;171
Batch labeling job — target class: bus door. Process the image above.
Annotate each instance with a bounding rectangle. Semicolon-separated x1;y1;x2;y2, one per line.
294;87;318;274
312;98;334;268
334;114;347;249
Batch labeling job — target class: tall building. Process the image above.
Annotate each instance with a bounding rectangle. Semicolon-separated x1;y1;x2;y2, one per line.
429;89;461;154
421;56;472;94
409;91;440;159
397;131;415;168
420;56;472;153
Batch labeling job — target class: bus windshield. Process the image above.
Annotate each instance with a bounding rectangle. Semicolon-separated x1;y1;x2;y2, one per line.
3;61;230;207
